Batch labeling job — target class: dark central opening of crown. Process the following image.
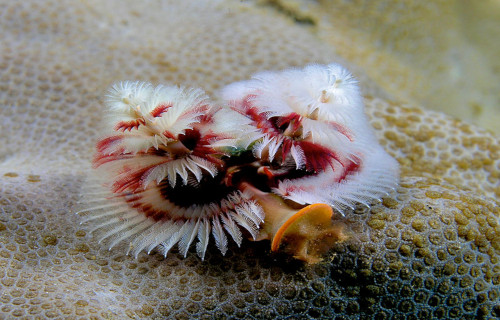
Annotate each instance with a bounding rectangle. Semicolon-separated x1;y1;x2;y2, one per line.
159;172;237;208
158;151;272;208
270;113;303;140
178;129;199;151
162;129;203;159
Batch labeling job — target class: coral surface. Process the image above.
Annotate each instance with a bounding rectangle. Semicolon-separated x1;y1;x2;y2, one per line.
0;0;498;319
268;0;500;133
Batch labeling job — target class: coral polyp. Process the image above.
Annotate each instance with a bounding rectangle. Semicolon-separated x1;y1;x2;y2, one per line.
78;63;399;263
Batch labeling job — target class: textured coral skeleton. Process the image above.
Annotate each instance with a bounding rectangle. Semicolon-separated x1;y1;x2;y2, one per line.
78;63;399;263
1;1;498;318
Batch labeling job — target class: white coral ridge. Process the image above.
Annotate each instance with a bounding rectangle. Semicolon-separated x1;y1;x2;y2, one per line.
222;63;400;214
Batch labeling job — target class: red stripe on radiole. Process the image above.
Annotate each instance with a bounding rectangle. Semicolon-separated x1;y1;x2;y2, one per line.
150;104;171;118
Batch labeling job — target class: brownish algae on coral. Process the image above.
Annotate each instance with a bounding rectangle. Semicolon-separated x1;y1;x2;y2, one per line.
0;0;499;319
